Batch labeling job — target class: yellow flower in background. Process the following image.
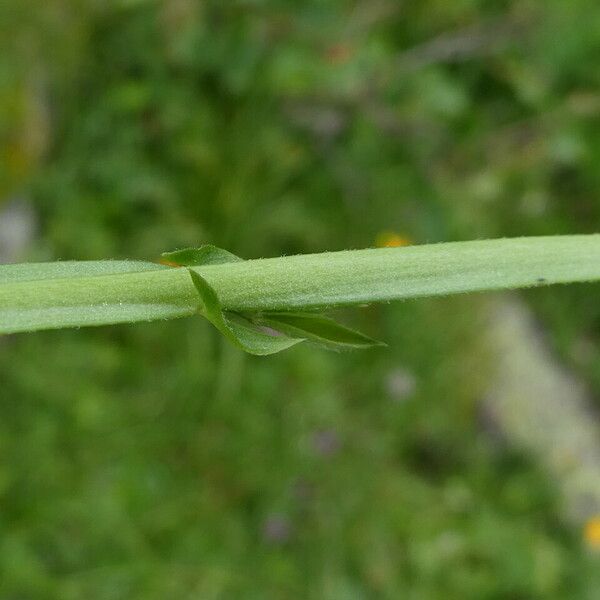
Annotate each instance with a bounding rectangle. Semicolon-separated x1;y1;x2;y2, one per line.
376;231;413;248
584;515;600;550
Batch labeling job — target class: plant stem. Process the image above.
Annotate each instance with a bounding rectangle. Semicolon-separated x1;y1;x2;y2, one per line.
1;235;599;334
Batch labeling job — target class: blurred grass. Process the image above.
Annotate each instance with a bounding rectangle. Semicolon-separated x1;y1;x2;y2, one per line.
1;1;600;598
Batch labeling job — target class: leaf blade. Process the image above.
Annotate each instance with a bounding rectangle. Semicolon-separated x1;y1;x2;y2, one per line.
0;260;166;284
258;312;385;350
1;236;599;336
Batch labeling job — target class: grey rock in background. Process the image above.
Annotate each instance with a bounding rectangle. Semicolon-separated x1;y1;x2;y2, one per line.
484;296;600;523
0;198;37;264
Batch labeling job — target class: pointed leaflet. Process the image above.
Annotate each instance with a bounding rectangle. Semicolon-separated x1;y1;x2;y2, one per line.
161;245;243;266
188;270;303;355
256;312;385;350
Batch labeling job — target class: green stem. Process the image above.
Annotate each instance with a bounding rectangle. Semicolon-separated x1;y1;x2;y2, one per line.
1;235;599;334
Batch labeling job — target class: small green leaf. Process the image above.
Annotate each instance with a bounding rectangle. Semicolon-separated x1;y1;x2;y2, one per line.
188;270;303;356
162;245;243;266
257;312;385;350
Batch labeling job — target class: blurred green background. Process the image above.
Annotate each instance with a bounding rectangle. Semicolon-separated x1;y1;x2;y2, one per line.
1;1;600;598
